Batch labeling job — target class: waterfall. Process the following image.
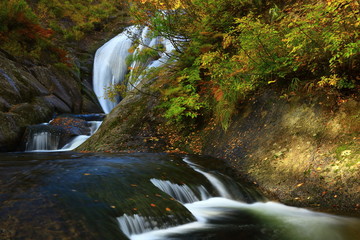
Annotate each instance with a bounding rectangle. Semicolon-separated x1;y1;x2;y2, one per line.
93;26;139;114
24;118;103;152
150;178;210;204
25;130;60;151
118;214;162;237
60;135;91;151
93;26;175;113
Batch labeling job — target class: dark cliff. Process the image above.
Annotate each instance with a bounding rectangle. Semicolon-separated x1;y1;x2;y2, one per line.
0;49;102;151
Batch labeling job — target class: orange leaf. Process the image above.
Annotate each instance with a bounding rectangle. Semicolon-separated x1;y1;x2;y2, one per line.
150;203;156;207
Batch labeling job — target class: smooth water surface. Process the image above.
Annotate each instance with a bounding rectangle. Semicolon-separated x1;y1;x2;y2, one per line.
0;152;359;240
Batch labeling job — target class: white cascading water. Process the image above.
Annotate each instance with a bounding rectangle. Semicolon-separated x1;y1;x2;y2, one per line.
93;26;139;114
149;178;208;204
93;26;175;113
25;131;60;151
26;120;102;152
118;157;360;240
59;120;103;151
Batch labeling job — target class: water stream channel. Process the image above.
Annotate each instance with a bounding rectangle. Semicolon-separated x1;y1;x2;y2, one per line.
1;152;359;240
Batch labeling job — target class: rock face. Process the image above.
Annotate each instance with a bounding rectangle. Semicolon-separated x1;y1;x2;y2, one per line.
78;80;360;216
0;49;102;151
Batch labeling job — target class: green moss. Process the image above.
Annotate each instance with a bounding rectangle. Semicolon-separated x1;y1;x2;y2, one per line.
335;143;359;160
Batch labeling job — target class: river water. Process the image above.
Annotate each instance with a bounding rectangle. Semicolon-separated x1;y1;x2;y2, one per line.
0;151;359;240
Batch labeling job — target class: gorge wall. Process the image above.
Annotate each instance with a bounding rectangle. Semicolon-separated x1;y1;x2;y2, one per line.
0;49;102;151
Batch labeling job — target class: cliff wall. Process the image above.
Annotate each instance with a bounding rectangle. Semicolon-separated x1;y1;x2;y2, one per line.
0;49;102;151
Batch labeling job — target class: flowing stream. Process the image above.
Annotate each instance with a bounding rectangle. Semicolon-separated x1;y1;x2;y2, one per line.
1;152;359;240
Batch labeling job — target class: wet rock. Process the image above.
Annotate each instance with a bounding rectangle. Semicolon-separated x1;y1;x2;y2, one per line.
43;95;72;113
58;113;106;121
49;116;90;136
0;50;102;152
21;115;94;151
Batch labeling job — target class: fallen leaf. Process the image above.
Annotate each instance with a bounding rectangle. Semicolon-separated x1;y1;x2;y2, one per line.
150;203;156;207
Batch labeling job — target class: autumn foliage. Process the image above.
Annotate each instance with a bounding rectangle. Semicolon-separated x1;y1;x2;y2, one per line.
0;0;124;64
127;0;360;129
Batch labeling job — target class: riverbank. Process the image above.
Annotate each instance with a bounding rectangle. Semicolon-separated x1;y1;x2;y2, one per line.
77;80;360;217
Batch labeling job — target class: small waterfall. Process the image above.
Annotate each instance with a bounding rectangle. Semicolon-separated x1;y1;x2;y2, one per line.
25;131;60;151
93;26;175;113
183;157;263;202
60;135;90;151
89;121;102;135
150;178;209;204
24;117;103;152
118;214;161;238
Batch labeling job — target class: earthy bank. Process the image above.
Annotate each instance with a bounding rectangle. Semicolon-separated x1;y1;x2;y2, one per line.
78;80;360;217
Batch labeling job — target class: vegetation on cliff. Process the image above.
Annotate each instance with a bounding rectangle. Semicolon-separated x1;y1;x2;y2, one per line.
127;0;359;129
0;0;127;66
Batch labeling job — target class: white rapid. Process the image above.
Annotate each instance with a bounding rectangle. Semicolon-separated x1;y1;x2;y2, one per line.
93;26;175;113
118;157;360;240
25;130;60;151
25;120;102;152
93;26;139;113
150;178;210;204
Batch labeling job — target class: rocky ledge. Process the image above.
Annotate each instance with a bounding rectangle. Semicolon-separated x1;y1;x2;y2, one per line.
0;49;102;151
